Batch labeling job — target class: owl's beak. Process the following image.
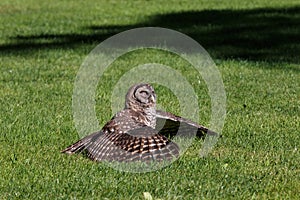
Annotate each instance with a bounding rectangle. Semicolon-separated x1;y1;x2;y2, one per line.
150;95;155;103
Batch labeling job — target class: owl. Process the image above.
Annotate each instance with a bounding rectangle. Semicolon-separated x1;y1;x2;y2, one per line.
62;83;218;162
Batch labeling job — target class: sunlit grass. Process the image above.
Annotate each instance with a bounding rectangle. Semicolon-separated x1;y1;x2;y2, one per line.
0;0;299;199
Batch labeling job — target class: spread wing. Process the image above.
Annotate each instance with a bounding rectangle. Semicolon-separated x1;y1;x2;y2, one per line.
61;126;179;162
155;110;219;138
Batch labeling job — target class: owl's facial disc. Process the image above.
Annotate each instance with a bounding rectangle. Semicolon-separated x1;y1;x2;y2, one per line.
134;84;156;105
125;83;156;109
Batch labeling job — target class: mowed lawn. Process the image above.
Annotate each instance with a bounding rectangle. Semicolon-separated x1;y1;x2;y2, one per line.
0;0;299;199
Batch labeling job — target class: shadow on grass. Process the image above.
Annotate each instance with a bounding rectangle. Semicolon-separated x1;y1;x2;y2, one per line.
1;6;300;64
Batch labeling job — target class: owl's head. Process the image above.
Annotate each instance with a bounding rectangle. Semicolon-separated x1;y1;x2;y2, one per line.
125;83;156;110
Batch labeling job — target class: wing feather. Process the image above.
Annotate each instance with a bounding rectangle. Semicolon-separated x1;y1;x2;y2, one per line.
155;110;219;138
62;126;179;162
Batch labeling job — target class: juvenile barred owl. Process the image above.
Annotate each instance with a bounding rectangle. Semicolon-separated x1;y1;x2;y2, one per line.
62;83;217;162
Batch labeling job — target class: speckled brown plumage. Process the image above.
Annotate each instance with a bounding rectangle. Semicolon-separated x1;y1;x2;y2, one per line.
61;83;218;162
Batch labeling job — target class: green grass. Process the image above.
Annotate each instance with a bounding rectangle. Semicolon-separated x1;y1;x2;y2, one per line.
0;0;300;199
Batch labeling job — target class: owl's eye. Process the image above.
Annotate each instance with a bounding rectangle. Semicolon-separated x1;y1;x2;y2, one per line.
139;90;149;97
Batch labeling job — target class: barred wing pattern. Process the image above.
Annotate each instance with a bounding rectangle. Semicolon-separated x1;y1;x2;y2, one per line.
62;83;218;163
61;110;217;162
155;110;219;138
62;126;179;162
